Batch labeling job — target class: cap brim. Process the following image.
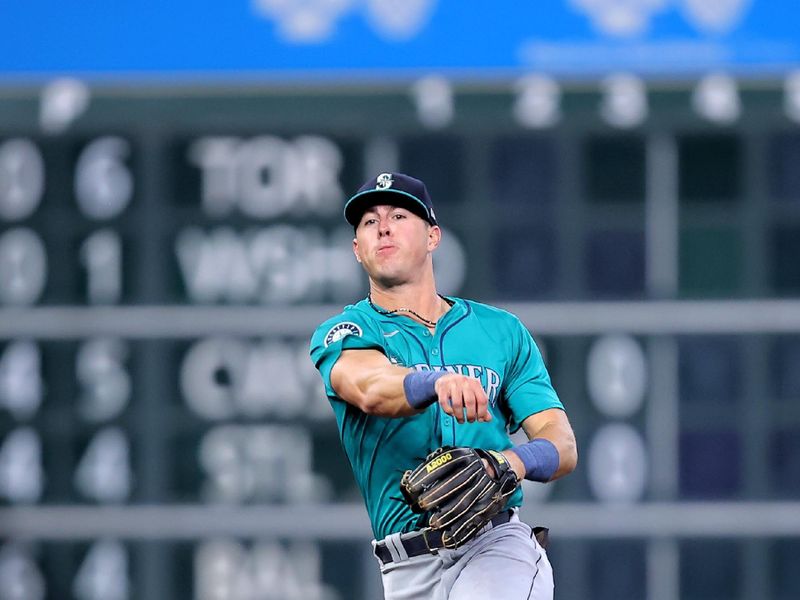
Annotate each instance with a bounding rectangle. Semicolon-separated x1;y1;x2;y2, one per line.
344;189;434;226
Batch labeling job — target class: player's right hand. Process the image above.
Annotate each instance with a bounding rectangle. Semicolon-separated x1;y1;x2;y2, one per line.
434;374;492;423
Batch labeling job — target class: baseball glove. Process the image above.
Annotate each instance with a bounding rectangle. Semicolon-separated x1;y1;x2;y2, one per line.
400;446;519;549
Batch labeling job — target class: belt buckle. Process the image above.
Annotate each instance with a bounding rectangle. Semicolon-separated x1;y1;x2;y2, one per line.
421;527;440;555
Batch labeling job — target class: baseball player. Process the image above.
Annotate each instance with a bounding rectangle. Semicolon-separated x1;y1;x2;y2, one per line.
309;172;577;600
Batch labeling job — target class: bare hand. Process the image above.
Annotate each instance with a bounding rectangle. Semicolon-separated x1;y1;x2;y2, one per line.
434;374;492;423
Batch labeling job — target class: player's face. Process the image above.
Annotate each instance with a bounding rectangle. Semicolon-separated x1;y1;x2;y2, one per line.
352;204;440;286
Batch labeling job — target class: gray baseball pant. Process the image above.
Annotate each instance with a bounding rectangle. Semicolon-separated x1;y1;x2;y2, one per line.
372;513;554;600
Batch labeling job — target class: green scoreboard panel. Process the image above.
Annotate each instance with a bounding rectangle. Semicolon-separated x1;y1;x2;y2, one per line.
1;79;799;599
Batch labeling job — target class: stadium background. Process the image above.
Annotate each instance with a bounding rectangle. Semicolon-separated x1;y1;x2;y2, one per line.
1;1;800;598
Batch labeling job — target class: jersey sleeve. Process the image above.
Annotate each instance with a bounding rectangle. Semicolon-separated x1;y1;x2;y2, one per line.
503;316;564;432
309;311;387;399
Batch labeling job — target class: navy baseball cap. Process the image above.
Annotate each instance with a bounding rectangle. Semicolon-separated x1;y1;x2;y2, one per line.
344;172;438;227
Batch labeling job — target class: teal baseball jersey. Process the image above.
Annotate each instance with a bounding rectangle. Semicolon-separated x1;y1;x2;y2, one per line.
309;296;564;541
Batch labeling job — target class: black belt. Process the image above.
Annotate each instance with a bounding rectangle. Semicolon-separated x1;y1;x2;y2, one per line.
374;510;513;564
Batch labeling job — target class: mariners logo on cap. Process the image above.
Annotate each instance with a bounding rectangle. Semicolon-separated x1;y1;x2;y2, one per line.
376;173;394;189
324;322;363;347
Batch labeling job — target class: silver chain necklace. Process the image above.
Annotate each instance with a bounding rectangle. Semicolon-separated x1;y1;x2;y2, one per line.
367;292;452;327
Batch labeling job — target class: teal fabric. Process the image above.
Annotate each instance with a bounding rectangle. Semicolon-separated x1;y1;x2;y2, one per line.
309;297;564;540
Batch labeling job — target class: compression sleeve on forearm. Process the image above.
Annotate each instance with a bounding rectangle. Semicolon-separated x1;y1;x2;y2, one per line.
403;371;447;409
513;438;560;482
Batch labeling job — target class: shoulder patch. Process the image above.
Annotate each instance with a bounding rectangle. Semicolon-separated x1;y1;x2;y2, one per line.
324;321;363;347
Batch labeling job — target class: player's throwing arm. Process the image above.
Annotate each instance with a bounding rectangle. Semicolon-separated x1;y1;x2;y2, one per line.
331;349;491;423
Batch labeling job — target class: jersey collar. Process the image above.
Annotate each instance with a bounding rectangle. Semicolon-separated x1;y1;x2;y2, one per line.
358;295;466;330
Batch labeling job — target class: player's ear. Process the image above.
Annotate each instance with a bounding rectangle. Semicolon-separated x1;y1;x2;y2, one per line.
427;225;441;251
353;237;362;263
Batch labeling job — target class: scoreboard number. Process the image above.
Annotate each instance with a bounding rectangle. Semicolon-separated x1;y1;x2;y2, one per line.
0;543;46;600
0;138;44;221
0;228;47;306
0;340;42;420
74;137;133;221
76;338;130;422
72;540;130;600
80;230;123;305
74;428;132;503
0;427;44;503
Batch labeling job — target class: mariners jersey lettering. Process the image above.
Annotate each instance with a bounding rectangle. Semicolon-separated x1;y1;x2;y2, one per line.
309;296;563;540
414;363;502;405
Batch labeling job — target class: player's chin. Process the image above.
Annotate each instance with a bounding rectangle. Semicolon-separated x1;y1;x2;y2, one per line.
369;261;410;287
370;268;409;288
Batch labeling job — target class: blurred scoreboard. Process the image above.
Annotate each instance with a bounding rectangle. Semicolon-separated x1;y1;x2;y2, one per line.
1;78;800;599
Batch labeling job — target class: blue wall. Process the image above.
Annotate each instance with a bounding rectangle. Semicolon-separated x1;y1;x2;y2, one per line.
1;0;798;80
